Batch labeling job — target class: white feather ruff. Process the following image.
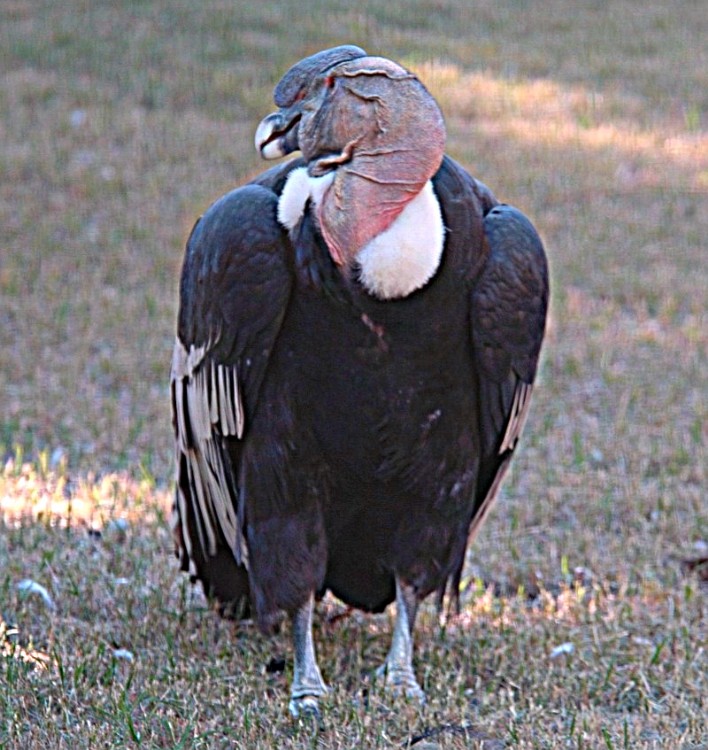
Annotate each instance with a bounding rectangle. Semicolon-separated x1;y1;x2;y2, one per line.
277;167;334;230
356;180;444;300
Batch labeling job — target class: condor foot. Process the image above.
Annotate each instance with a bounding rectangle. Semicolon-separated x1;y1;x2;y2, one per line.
375;662;426;704
288;685;329;720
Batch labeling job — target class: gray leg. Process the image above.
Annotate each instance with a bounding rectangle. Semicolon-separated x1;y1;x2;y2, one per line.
376;576;425;702
288;593;328;718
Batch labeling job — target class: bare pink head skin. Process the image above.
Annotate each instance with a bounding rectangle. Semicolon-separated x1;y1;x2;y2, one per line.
255;46;446;267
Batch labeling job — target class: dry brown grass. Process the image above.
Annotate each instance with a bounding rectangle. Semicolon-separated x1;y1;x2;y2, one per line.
1;1;706;747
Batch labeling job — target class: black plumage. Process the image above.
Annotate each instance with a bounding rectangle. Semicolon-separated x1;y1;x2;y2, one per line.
170;47;548;715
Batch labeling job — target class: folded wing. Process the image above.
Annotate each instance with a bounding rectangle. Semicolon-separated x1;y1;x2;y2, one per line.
469;203;549;541
170;176;294;607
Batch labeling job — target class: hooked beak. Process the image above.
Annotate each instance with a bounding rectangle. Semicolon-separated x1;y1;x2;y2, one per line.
255;109;302;160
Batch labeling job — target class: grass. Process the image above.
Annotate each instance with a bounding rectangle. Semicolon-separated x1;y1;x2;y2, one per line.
0;0;706;747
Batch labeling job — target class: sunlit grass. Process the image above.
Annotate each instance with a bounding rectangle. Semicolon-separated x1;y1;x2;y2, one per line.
1;460;704;748
0;0;706;747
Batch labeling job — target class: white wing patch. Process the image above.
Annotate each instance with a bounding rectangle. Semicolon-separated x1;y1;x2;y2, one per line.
171;337;249;569
499;381;533;454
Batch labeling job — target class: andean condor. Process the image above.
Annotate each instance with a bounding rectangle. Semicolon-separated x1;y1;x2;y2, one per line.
170;45;549;717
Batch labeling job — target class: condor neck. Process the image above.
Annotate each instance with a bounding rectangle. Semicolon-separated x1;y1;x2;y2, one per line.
278;168;445;300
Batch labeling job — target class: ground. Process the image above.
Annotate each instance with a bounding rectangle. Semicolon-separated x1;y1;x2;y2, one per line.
0;1;706;747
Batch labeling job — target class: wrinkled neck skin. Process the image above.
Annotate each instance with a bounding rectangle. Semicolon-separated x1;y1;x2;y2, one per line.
278;166;444;301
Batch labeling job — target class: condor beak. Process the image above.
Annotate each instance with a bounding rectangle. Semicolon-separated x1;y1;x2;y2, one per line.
255;109;302;160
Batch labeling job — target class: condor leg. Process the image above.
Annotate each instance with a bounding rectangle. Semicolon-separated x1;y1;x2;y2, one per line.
288;593;328;718
377;576;425;702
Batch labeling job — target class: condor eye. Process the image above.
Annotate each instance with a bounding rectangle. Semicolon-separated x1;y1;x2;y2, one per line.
324;75;336;90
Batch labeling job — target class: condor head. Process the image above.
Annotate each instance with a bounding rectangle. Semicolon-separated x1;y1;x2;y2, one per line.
255;46;446;273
